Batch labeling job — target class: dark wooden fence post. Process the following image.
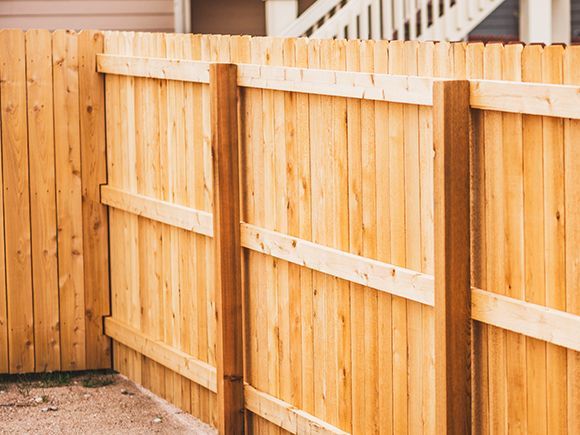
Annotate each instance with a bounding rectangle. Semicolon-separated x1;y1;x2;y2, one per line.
210;63;244;434
433;79;472;434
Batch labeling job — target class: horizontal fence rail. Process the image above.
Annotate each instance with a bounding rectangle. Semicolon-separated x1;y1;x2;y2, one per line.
97;53;580;119
105;317;218;393
101;186;580;353
244;385;349;435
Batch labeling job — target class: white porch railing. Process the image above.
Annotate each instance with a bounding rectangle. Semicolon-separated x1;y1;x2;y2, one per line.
280;0;506;41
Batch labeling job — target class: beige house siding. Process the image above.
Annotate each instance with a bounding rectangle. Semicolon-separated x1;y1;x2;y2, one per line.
0;0;174;32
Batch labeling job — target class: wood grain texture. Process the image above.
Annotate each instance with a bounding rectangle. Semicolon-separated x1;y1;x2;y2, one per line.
211;63;244;434
53;30;87;371
78;30;111;370
25;29;60;373
90;33;580;435
105;317;217;393
0;29;35;373
542;44;568;435
433;79;471;435
483;43;508;435
521;43;548;435
563;44;580;435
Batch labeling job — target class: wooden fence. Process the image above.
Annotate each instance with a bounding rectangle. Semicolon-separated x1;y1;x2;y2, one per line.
0;28;579;435
0;29;110;374
98;32;580;434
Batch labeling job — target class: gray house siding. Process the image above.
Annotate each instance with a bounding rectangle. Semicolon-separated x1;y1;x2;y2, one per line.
469;0;519;41
470;0;580;42
573;0;580;41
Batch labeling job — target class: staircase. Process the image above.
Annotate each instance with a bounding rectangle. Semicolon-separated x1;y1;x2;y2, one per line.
280;0;506;41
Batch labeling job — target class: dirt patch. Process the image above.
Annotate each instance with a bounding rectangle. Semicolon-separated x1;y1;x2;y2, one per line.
0;371;216;435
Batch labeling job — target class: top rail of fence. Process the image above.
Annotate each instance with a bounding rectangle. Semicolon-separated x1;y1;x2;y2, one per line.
97;53;580;119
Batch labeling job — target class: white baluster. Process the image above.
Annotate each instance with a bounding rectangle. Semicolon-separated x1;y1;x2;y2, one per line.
409;0;417;39
382;0;394;39
443;0;451;39
395;0;405;39
360;0;370;39
348;12;358;39
467;0;476;20
337;13;347;39
456;0;465;32
371;0;382;38
430;0;440;39
420;0;428;38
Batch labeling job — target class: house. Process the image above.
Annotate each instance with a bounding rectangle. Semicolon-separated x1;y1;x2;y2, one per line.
1;0;577;43
0;1;176;33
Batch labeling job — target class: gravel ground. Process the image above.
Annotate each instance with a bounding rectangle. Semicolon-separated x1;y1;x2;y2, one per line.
0;371;216;435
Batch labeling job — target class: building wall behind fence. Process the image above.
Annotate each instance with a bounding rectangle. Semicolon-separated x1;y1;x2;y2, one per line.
0;29;110;374
102;31;579;434
0;1;174;32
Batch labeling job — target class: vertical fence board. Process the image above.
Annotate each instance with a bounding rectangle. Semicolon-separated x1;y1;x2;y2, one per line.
433;79;471;435
345;38;363;435
361;39;379;435
295;36;314;424
78;30;110;370
387;40;409;435
563;45;580;435
521;43;548;435
281;36;304;417
53;30;86;370
153;33;170;392
374;39;394;435
190;32;208;420
163;31;185;410
25;29;60;373
0;29;35;373
272;38;290;421
320;38;338;427
483;43;508;434
262;38;280;435
177;32;195;415
502;43;527;434
542;44;568;435
403;40;424;435
418;40;436;435
202;34;217;426
331;38;351;433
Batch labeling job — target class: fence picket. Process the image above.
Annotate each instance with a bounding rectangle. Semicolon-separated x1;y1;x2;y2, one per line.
26;29;60;373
